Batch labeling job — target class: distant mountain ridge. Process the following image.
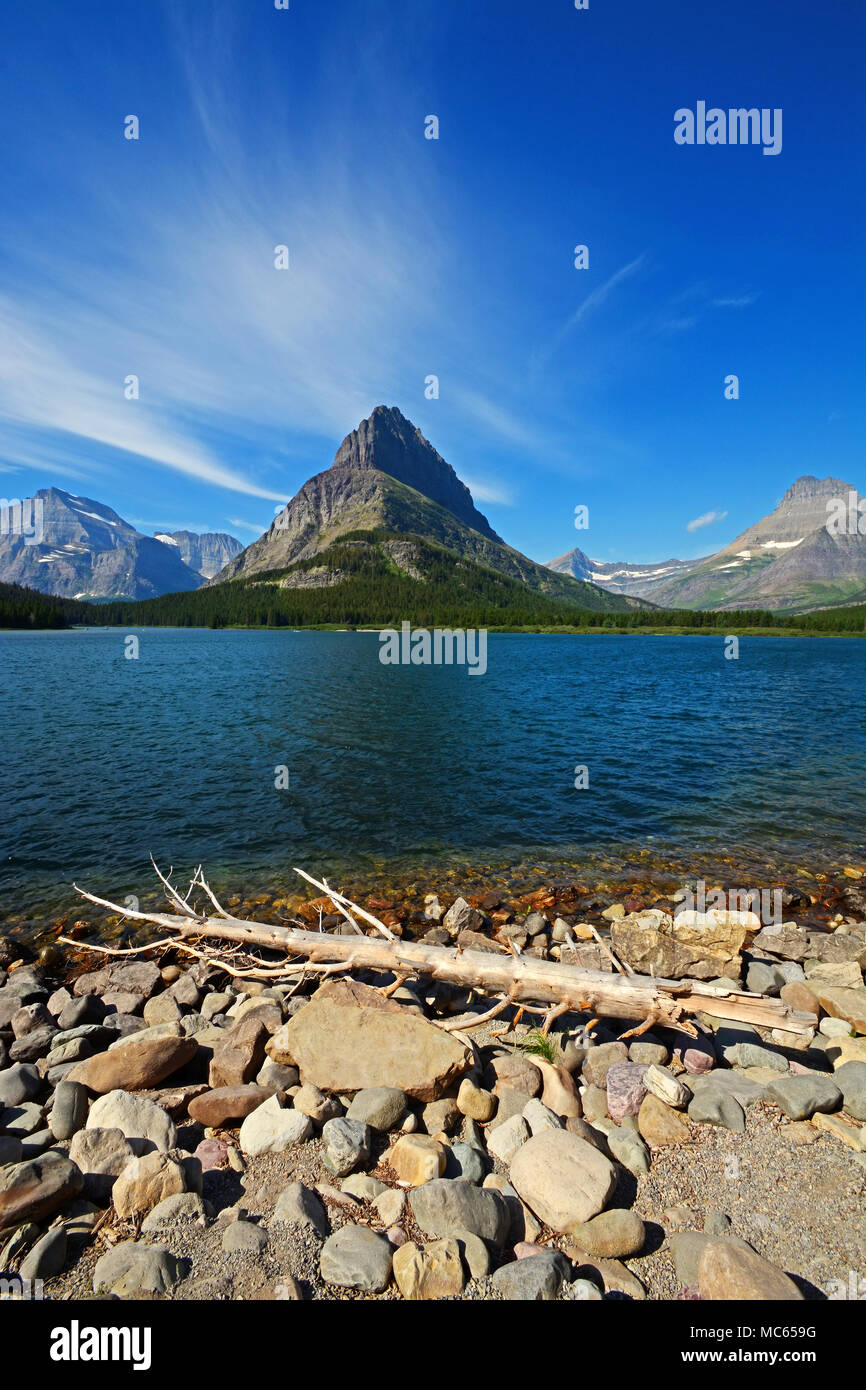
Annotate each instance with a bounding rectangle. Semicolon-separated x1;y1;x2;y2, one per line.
215;405;646;613
548;475;866;612
0;488;243;599
154;530;243;579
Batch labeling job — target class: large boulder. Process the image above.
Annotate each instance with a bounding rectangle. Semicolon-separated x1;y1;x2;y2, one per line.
698;1240;803;1300
509;1130;617;1234
409;1179;509;1247
611;909;749;981
87;1089;177;1151
66;1034;197;1094
0;1151;83;1229
266;979;471;1101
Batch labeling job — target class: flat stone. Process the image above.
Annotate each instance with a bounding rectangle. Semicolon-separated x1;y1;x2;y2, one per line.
509;1130;617;1233
568;1208;645;1257
93;1239;183;1296
492;1250;570;1300
188;1085;277;1127
723;1042;788;1072
812;985;866;1034
238;1094;313;1156
393;1237;465;1299
690;1069;765;1108
409;1178;509;1246
0;1151;83;1230
811;1112;866;1150
67;1034;197;1094
141;1191;206;1230
1;1101;44;1136
698;1240;803;1300
223;1219;268;1253
346;1086;409;1131
688;1087;746;1132
373;1188;406;1225
643;1064;691;1109
766;1074;842;1121
87;1089;177;1151
267;979;471;1101
320;1223;393;1292
638;1093;691;1146
606;1126;651;1175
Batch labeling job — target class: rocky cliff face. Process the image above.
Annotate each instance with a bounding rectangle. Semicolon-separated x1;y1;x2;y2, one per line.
155;530;243;580
330;406;502;542
0;489;203;600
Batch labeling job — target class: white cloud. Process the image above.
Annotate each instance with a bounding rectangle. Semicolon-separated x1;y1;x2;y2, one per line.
687;509;728;532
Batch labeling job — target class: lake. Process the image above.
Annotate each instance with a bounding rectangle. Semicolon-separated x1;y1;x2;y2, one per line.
1;628;865;936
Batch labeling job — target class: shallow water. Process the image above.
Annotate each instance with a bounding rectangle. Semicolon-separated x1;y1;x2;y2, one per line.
1;629;864;933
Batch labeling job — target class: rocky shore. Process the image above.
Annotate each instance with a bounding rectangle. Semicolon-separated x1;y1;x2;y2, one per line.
1;874;865;1302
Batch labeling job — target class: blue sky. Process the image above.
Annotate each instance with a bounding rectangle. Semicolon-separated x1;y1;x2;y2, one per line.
0;0;863;564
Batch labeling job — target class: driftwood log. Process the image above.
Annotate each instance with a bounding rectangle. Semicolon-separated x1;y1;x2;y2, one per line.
64;864;818;1040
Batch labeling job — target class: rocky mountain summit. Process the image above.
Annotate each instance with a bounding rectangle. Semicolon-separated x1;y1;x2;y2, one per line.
215;407;646;611
0;489;203;601
548;475;866;612
154;530;243;581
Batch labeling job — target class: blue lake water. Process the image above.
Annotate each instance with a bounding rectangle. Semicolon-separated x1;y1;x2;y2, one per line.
1;629;865;931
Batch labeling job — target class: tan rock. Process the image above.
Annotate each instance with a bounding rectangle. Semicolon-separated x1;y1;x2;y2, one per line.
533;1057;582;1119
643;1064;691;1109
388;1134;447;1186
568;1209;645;1258
266;979;471;1101
811;1111;866;1150
566;1250;646;1298
67;1035;197;1094
392;1238;465;1300
112;1150;190;1219
698;1240;803;1300
827;1036;866;1069
611;909;748;980
509;1129;617;1234
812;986;866;1034
209;1014;270;1089
638;1093;690;1146
456;1078;496;1122
779;980;820;1015
188;1085;278;1127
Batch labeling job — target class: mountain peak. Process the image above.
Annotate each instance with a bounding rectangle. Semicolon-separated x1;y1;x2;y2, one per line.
331;406;502;541
780;475;854;505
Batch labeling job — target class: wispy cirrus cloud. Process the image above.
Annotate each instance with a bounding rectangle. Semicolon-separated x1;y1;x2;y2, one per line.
535;253;650;367
687;508;728;532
